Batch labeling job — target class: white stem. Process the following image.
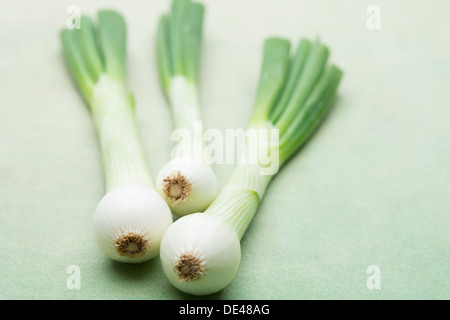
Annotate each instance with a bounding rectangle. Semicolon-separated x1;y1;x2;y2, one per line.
155;75;218;216
168;75;202;133
168;75;209;163
91;74;153;191
205;164;271;240
205;123;278;239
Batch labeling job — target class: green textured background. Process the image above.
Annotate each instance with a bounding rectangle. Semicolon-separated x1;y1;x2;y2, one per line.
1;0;449;299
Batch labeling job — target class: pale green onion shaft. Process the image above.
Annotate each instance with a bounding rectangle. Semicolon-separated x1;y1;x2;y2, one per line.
160;36;343;295
60;11;173;263
61;11;152;191
155;0;217;217
157;0;205;135
206;37;343;239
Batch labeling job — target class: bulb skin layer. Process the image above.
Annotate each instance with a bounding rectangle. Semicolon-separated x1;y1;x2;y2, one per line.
155;157;218;216
160;213;241;296
93;184;173;263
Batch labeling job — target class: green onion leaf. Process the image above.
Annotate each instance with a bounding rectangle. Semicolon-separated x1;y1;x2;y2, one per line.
60;28;95;103
182;1;205;84
279;64;343;164
269;38;311;123
76;16;104;83
97;10;127;83
274;39;330;136
249;37;291;127
156;14;173;96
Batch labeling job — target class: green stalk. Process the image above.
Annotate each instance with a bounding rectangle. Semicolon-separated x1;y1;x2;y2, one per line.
75;16;104;83
268;39;311;124
278;65;343;164
60;10;152;191
274;39;330;136
97;10;127;84
60;28;95;102
204;36;343;239
157;0;204;97
156;0;205;135
156;14;173;96
248;38;291;127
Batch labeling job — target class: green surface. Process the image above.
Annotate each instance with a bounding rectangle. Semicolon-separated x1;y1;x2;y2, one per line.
1;0;449;299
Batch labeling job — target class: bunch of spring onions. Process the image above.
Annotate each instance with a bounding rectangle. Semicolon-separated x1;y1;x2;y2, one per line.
155;0;218;216
60;10;173;263
159;37;343;295
59;1;343;297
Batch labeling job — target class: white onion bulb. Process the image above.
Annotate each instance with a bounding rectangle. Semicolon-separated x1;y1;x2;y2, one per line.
159;213;241;296
93;184;173;263
155;157;218;216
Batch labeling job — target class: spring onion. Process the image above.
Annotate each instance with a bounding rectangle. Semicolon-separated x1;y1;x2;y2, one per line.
60;10;173;263
155;0;218;217
160;37;343;295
